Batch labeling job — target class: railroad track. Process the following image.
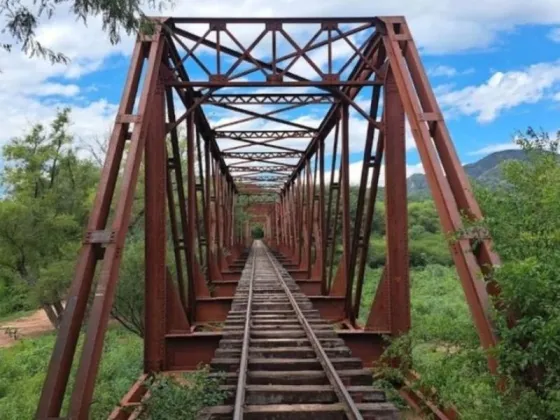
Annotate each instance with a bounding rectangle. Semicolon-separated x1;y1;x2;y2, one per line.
200;241;399;419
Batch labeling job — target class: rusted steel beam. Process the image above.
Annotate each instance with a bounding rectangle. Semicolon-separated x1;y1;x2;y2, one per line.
169;80;382;88
216;130;315;139
318;136;326;294
354;132;385;319
228;158;296;167
36;33;148;420
206;93;337;105
164;33;237;193
222;138;305;154
330;104;351;303
325;119;342;292
144;70;167;374
229;165;293;173
207;101;317;131
170;22;376;87
382;66;410;334
379;16;499;371
67;31;167;419
211;101;319;131
171;17;379;24
284;32;383;186
233;176;285;183
223;151;302;159
347;57;385;324
165;85;191;315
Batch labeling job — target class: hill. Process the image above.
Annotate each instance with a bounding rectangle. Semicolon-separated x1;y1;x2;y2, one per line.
406;149;529;196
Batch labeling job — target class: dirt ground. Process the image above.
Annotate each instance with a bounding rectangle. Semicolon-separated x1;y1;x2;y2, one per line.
0;309;54;348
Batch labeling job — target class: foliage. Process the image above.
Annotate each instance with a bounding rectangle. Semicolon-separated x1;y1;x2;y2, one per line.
112;239;146;337
251;225;264;239
0;109;99;323
362;129;560;419
477;128;560;417
0;0;170;63
140;367;227;420
368;199;452;268
0;327;142;418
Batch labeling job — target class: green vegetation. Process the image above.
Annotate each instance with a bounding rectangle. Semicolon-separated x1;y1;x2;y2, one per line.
362;129;560;419
140;368;227;419
0;109;99;326
251;225;265;239
0;327;142;419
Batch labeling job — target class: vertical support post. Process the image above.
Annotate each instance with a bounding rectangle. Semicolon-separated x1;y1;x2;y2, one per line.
165;86;189;314
67;32;166;419
380;17;498;371
347;82;383;325
144;75;167;372
36;36;147;420
384;67;410;334
318;139;326;293
330;104;350;302
340;103;351;315
354;132;385;319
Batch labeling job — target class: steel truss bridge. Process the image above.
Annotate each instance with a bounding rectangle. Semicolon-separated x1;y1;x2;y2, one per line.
36;16;501;420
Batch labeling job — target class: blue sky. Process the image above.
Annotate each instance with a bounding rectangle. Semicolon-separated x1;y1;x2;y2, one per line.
0;1;559;183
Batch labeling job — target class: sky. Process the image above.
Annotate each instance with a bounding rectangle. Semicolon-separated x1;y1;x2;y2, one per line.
0;0;559;184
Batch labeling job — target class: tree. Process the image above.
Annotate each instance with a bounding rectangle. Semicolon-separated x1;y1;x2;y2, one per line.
476;128;560;417
1;0;169;62
0;109;99;326
112;238;145;337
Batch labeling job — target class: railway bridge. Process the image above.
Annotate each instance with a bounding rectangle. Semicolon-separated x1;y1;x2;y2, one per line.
36;16;500;419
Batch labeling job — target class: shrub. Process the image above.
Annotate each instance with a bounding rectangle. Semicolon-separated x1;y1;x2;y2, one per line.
140;367;227;419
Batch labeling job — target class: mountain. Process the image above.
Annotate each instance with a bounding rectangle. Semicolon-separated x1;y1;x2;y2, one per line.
406;149;529;196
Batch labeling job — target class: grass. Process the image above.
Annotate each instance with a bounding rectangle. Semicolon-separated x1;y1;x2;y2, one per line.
0;326;142;419
359;264;508;418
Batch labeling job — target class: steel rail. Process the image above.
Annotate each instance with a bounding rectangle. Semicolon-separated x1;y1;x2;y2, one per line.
262;244;363;420
233;248;257;420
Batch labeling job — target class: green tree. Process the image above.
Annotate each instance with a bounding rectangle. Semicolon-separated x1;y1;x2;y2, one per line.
476;128;560;416
0;109;99;326
1;0;169;62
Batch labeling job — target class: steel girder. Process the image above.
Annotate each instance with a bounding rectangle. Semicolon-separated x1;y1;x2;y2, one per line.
215;130;316;139
223;151;302;159
206;93;337;105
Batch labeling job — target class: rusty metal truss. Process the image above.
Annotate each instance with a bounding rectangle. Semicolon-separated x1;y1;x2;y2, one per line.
215;130;316;139
37;16;501;420
223;151;303;159
206;93;337;105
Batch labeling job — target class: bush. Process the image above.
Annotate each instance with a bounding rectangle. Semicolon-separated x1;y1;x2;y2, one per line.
368;232;452;268
141;367;227;419
0;327;142;418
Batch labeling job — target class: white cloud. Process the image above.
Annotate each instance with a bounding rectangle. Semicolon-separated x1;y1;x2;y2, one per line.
33;83;80;97
0;5;133;147
548;27;560;42
429;65;458;77
468;142;519;155
169;1;560;54
438;60;560;122
2;0;560;154
325;159;425;186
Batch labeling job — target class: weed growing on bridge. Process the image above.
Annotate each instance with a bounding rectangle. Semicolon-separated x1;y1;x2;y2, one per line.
140;367;228;419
